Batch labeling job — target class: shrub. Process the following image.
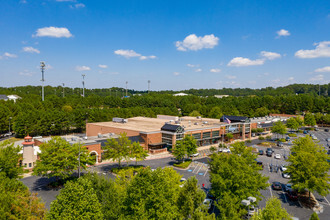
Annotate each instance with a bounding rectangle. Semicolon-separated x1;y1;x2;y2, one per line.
279;138;286;142
173;160;192;169
258;136;265;140
266;135;272;140
298;130;303;133
245;139;252;143
111;165;144;175
210;146;216;153
288;133;297;137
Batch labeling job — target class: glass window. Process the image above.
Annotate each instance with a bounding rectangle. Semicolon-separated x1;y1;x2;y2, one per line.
29;163;32;168
192;133;201;140
203;132;211;139
212;130;219;137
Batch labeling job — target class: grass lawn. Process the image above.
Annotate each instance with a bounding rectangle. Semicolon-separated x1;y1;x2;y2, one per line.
173;159;192;169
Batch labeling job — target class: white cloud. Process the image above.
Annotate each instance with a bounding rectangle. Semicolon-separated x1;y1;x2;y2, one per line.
276;29;290;37
187;64;199;68
309;74;324;81
195;68;202;72
98;64;108;69
70;3;85;9
22;46;40;54
176;34;219;51
19;70;33;76
260;51;281;60
227;57;264;67
225;75;237;79
315;66;330;72
34;27;73;38
288;77;294;81
76;66;91;71
210;68;221;73
295;41;330;58
271;79;281;84
0;52;17;59
114;49;156;60
173;72;180;76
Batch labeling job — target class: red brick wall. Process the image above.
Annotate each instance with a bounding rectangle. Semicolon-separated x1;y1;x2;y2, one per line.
84;143;102;163
251;123;258;129
86;124;140;137
34;139;43;146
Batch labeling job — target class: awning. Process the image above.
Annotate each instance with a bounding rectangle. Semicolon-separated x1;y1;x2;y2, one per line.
149;142;166;146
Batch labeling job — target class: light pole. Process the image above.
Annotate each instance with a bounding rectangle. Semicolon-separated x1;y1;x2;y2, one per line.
148;80;151;93
62;83;65;98
125;81;128;97
9;117;12;134
40;61;46;101
82;74;86;97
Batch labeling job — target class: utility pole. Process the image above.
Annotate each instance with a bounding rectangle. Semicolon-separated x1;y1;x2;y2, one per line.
125;81;128;97
148;80;150;93
82;74;86;97
40;61;46;101
62;83;65;98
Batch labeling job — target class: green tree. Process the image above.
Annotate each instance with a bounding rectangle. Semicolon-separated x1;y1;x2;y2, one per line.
189;110;201;117
295;116;305;128
252;197;291;220
0;173;46;219
286;117;299;131
83;173;123;220
183;135;198;156
172;139;187;162
309;212;320;220
304;113;316;126
123;167;181;219
48;177;103;220
0;141;23;179
226;133;233;141
286;136;330;201
130;141;148;165
209;146;268;219
271;121;287;138
33;137;94;180
177;176;206;219
103;132;131;167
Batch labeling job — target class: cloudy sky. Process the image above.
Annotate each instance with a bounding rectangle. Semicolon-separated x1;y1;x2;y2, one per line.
0;0;329;90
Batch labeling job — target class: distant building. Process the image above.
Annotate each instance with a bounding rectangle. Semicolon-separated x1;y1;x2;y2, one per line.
0;94;21;103
214;95;229;98
173;93;189;96
21;135;40;170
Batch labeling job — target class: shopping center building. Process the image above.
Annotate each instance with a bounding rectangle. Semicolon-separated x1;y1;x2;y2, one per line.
86;115;253;153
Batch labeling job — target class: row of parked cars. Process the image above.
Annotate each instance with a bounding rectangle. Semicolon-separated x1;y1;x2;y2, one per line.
272;182;298;201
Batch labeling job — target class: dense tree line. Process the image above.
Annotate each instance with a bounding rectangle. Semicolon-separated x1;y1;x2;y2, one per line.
0;84;329;137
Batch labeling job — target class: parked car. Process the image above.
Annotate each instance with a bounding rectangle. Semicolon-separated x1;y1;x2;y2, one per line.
258;150;264;155
222;148;231;153
312;135;317;140
180;178;186;187
257;161;264;168
266;148;273;157
190;152;199;157
277;141;284;147
203;198;213;210
284;183;292;192
326;138;330;142
285;136;290;141
247;205;256;216
287;189;298;201
303;130;308;134
282;173;291;179
325;129;329;132
272;182;282;190
280;165;287;172
315;127;319;131
275;154;281;159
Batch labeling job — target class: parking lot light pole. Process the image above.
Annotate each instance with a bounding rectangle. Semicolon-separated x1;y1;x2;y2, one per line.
9;117;12;134
40;61;46;101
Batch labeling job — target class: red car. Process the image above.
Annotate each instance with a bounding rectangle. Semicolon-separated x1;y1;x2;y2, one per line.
287;189;298;201
272;182;282;190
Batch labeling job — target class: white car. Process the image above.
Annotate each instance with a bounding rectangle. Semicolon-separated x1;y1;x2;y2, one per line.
179;178;186;187
280;165;287;172
247;205;256;216
203;198;212;210
222;148;231;153
190;152;199;157
275;154;281;159
282;173;290;179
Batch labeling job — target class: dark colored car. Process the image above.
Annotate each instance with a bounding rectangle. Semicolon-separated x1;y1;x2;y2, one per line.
325;129;329;132
266;148;273;157
285;137;290;141
259;150;264;155
257;161;264;168
287;189;298;201
284;183;292;192
272;182;282;190
303;130;308;134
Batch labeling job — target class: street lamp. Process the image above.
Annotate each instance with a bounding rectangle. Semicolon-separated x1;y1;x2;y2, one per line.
82;74;86;97
62;83;65;98
9;117;12;134
40;61;46;101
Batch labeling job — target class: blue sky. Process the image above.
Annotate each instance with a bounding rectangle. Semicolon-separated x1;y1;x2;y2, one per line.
0;0;329;90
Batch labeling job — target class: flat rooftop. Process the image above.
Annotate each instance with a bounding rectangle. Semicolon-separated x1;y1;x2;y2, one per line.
88;116;226;133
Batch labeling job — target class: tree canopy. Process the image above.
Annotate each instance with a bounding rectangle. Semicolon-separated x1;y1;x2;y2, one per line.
0;140;23;179
252;197;291;220
33;137;94;180
286;136;330;198
103;133;131;167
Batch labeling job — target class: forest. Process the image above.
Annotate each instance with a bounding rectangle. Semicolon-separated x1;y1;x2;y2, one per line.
0;84;329;137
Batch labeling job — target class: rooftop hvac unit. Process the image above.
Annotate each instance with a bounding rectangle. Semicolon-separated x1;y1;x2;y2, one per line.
112;117;123;123
194;122;198;125
175;120;180;124
71;137;77;141
196;116;201;119
122;119;128;123
203;121;208;124
83;136;88;140
98;134;103;138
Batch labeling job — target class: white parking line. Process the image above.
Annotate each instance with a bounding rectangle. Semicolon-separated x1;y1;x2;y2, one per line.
203;168;208;176
196;164;203;174
324;196;330;206
192;164;200;173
